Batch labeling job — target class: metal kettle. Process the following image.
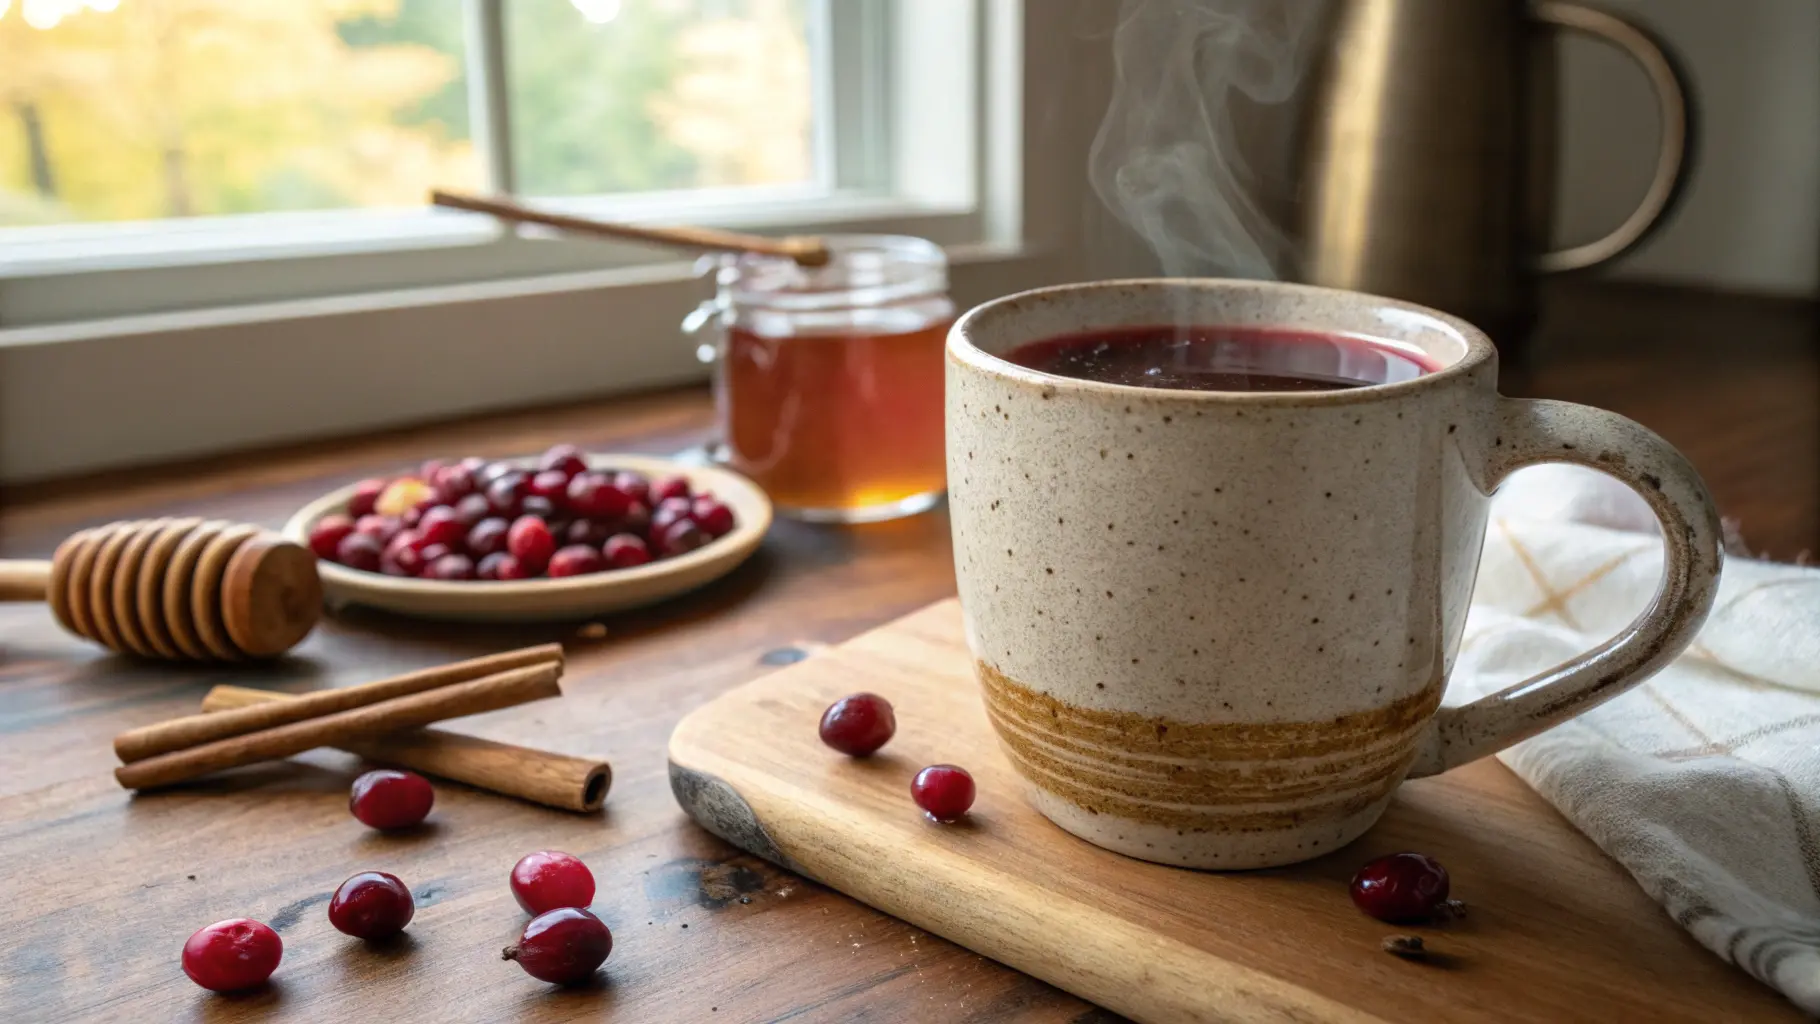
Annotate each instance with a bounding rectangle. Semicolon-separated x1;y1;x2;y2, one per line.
1294;0;1693;350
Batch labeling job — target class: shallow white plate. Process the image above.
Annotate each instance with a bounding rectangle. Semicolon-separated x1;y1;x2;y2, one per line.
282;454;772;623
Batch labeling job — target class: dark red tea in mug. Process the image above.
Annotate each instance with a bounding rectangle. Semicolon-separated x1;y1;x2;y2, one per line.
1002;325;1438;392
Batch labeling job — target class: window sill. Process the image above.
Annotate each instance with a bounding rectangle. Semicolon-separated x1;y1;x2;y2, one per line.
0;240;1060;484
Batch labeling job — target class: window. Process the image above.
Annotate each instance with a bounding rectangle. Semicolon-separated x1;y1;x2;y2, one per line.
0;0;1073;482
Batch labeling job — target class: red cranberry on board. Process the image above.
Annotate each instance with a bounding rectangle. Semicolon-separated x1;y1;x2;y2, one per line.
691;498;736;538
911;764;975;822
424;553;477;581
1350;852;1451;923
510;851;596;916
566;473;631;520
452;492;492;527
349;769;434;829
328;871;415;940
651;475;692;503
308;514;356;560
657;519;709;557
819;693;896;756
528;470;571;507
486;472;529;517
520;495;557;520
507;516;557;572
417;506;467;548
347;478;388;518
336;532;384;573
566;518;615;548
433;464;478;503
538;444;589;478
502;908;612;985
467;517;511;558
602;533;651;570
650;497;694;534
612;471;650;505
547;545;603;578
182;918;282;992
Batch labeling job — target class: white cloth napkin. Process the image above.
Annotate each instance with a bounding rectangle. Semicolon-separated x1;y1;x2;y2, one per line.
1458;464;1820;1014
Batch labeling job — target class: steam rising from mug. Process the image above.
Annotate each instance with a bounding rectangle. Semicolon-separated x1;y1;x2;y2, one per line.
1088;0;1320;281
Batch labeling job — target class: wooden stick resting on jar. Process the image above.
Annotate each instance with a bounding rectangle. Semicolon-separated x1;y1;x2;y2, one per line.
428;189;831;267
199;685;609;812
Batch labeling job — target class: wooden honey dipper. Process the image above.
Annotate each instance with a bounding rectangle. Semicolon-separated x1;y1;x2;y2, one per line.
0;518;322;660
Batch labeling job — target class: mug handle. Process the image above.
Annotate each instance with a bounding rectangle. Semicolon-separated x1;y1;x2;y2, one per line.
1532;1;1694;274
1405;398;1723;777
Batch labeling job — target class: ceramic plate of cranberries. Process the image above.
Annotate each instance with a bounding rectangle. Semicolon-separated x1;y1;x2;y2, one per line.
283;450;771;622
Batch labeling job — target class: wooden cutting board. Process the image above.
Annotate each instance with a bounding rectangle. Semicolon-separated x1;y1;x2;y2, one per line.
668;600;1796;1024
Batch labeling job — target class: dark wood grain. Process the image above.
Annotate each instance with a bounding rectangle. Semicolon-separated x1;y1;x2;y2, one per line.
0;280;1814;1023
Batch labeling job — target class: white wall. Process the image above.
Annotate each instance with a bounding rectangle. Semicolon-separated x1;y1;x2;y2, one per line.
1554;0;1820;296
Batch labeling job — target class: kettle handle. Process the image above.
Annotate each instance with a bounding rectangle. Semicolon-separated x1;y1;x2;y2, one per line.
1532;1;1694;274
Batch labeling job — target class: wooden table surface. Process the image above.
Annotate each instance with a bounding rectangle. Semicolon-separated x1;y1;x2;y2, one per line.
1;279;1814;1023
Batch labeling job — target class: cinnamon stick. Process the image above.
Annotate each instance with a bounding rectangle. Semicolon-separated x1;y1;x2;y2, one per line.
115;662;562;790
201;684;609;812
113;643;563;763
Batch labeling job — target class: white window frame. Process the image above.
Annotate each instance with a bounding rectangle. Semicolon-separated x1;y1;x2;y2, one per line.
0;0;1102;483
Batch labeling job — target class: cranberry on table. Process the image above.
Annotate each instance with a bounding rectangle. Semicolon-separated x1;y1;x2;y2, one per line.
335;532;384;573
566;472;631;519
1350;852;1451;923
603;533;651;570
691;497;736;538
538;444;589;478
657;518;709;557
912;764;975;822
651;474;692;503
467;517;511;558
329;871;415;940
502;907;612;985
349;769;434;829
510;851;596;916
507;516;557;572
182;918;283;993
417;506;467;548
612;471;650;504
424;553;477;581
548;545;604;578
452;492;493;527
346;478;388;518
308;514;356;560
819;693;896;756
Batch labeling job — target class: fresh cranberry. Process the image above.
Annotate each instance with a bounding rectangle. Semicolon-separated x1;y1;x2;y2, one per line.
424;553;477;580
566;473;631;519
548;545;603;577
912;764;975;822
452;492;492;527
566;519;614;548
433;464;478;503
502;908;611;985
308;514;357;560
460;455;490;474
510;851;596;916
520;495;557;520
182;918;282;992
528;470;571;507
467;517;511;558
401;505;425;528
382;544;426;577
336;532;384;573
819;693;896;756
1350;852;1451;923
651;475;692;503
477;552;509;580
329;871;415;940
486;472;529;516
658;518;709;557
650;496;694;534
418;506;467;548
618;501;651;537
355;514;403;545
538;444;589;478
507;516;556;572
347;478;388;518
349;769;434;829
495;554;534;580
417;543;453;564
612;471;650;505
691;498;736;538
602;533;651;569
478;461;518;485
419;458;449;482
375;477;435;518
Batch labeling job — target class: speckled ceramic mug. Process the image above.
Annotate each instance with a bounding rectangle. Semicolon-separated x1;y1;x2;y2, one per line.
947;279;1722;869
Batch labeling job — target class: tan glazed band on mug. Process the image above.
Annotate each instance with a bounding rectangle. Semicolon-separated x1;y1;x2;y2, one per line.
945;279;1723;870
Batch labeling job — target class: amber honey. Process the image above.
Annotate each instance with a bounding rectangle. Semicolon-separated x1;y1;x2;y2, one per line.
721;319;949;516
